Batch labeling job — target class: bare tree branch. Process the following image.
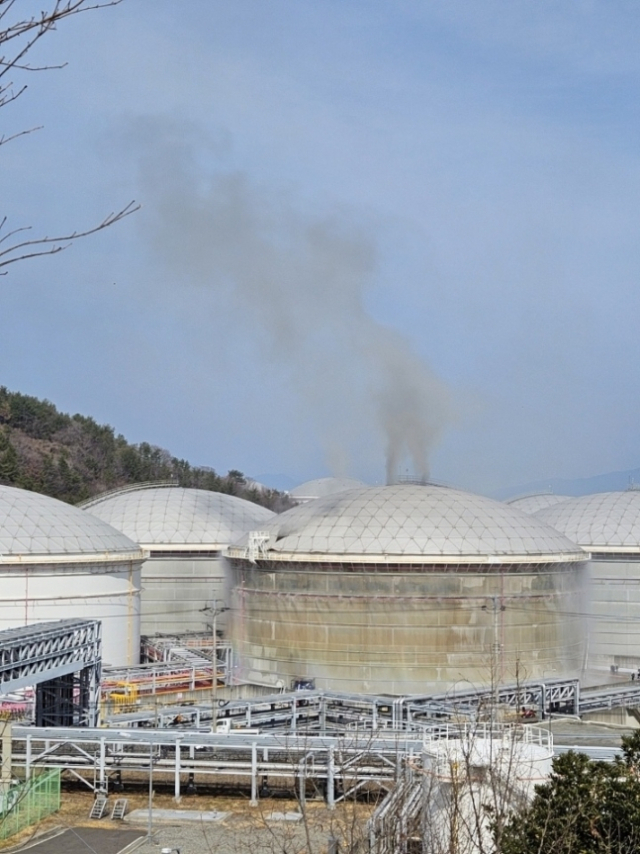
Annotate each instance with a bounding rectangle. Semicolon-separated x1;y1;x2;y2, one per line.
0;202;140;272
0;82;26;109
1;0;138;274
0;124;42;146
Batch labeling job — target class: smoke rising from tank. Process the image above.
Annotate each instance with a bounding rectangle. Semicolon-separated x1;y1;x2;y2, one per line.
131;117;452;481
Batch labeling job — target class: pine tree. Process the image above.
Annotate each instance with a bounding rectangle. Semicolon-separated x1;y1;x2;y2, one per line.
0;429;19;484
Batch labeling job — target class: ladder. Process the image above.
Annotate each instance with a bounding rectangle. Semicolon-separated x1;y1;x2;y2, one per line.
89;794;109;819
111;799;128;820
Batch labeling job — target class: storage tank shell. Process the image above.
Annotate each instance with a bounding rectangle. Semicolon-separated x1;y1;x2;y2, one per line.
536;491;640;671
0;485;144;666
227;484;587;694
82;485;275;636
507;494;571;514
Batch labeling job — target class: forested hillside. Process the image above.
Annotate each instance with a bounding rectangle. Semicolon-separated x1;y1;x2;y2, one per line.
0;387;291;511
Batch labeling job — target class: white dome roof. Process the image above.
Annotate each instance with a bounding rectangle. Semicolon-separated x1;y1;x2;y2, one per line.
230;484;584;564
535;491;640;552
0;485;143;564
290;477;367;501
82;485;275;548
507;494;571;514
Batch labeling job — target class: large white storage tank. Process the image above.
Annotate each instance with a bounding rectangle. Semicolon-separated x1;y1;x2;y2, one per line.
82;484;275;636
290;477;367;504
227;484;588;694
0;485;144;666
536;491;640;673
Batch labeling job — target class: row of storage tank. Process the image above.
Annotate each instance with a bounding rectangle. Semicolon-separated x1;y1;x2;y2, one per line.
0;479;639;695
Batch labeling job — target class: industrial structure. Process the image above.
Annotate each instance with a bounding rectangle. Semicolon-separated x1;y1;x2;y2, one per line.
81;483;274;636
227;484;588;694
4;475;640;851
12;725;425;806
536;490;640;674
100;677;640;731
0;486;144;666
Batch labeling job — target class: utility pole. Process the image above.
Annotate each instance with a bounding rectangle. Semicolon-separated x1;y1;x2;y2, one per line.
491;594;506;707
206;600;229;732
148;739;154;841
492;595;500;708
483;595;505;712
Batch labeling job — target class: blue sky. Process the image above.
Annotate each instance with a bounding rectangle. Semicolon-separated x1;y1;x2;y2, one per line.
2;1;640;495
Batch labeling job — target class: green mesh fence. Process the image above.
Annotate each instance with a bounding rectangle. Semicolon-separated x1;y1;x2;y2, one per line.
0;769;61;840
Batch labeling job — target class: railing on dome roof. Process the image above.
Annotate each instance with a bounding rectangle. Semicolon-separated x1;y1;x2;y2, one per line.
246;531;270;563
506;488;556;503
77;480;179;508
392;474;452;488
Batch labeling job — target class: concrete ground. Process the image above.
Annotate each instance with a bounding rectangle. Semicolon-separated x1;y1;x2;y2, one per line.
125;810;343;854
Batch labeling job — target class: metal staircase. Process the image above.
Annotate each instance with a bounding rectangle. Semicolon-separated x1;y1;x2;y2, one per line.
111;799;128;820
89;794;108;819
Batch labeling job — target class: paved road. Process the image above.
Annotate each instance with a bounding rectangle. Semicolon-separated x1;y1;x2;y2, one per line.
16;828;143;854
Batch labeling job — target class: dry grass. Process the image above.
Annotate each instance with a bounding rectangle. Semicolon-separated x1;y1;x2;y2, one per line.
0;787;374;851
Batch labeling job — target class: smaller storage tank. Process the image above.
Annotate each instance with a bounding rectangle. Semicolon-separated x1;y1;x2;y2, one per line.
536;491;640;673
0;485;144;665
82;484;275;636
507;494;570;515
290;477;367;504
421;723;553;853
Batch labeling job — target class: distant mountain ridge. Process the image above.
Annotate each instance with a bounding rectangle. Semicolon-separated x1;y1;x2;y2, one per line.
494;466;640;502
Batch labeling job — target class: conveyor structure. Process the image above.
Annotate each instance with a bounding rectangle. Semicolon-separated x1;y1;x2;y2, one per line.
103;677;640;732
101;639;233;714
